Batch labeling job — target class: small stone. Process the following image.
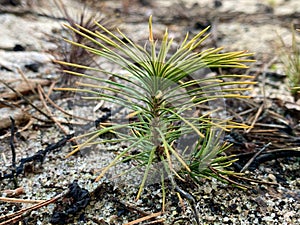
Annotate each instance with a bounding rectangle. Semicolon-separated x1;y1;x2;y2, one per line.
268;174;277;183
25;63;41;72
204;186;212;194
283;211;294;221
205;215;215;221
223;217;230;222
13;44;25;51
214;0;222;8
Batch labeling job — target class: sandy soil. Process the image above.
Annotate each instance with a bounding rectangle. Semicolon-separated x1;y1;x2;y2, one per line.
0;0;299;224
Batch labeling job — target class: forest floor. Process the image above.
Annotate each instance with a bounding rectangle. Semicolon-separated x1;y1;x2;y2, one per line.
0;0;299;224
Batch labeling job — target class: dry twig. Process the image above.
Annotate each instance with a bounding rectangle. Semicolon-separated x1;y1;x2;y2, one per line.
0;197;44;204
37;84;68;134
40;83;93;121
240;142;271;172
0;189;68;225
0;80;51;120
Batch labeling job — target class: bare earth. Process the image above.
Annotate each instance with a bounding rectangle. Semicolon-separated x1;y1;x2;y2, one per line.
0;0;299;224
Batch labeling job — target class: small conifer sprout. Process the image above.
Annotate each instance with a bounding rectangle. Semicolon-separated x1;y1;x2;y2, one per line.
278;26;300;100
55;16;255;204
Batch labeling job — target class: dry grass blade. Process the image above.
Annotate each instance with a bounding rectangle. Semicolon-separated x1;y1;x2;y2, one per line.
246;104;264;133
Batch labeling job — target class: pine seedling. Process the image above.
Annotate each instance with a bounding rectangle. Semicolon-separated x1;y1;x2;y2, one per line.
55;16;255;204
278;25;300;100
52;0;112;87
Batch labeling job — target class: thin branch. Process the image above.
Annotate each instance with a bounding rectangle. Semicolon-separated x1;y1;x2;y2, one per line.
9;117;17;188
112;198;150;217
240;142;271;172
39;83;93;121
175;185;200;225
0;80;52;120
37;85;68;134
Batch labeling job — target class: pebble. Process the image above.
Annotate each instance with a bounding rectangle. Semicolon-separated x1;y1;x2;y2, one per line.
204;186;212;194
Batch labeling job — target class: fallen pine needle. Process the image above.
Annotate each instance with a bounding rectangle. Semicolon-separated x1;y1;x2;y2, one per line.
0;197;44;204
123;212;162;225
